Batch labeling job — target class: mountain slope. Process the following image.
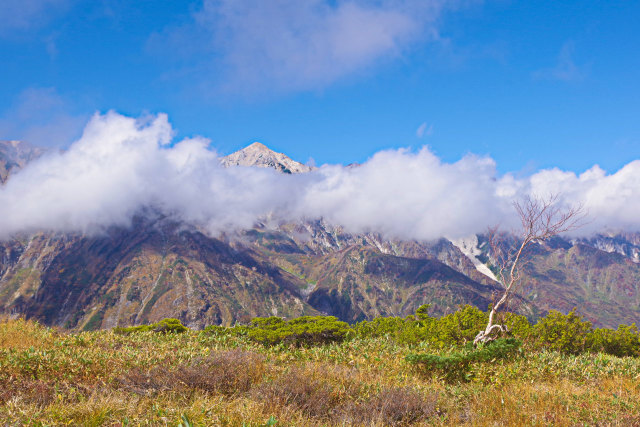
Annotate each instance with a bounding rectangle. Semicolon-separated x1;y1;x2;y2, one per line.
518;241;640;326
0;219;319;329
238;224;501;322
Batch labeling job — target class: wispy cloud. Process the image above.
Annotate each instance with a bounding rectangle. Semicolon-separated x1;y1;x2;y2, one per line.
533;41;585;82
416;122;434;138
0;87;88;147
0;0;70;35
154;0;460;95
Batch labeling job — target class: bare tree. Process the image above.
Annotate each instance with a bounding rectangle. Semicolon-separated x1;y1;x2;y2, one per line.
474;195;585;345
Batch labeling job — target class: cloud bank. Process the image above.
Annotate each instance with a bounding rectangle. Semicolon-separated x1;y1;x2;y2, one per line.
1;112;639;241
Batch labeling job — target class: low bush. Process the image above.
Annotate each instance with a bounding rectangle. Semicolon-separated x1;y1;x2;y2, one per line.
254;365;440;424
0;317;57;350
501;312;534;343
247;315;351;346
590;324;640;357
113;318;188;335
533;309;593;355
352;304;488;348
173;349;266;395
423;305;488;348
406;338;522;382
352;316;411;339
253;367;339;419
118;349;266;396
351;316;430;345
339;387;439;426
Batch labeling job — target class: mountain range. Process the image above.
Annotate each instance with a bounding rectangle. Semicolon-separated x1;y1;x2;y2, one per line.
1;140;639;329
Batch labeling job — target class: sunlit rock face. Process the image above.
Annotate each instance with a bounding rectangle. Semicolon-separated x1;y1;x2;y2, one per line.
221;142;314;174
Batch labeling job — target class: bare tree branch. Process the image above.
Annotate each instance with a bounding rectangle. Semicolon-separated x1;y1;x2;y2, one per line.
474;195;585;345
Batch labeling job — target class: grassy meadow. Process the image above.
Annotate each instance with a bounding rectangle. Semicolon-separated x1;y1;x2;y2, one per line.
1;312;640;426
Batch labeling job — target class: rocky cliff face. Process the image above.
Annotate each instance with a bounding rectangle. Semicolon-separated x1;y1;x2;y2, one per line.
1;141;640;329
0;140;43;184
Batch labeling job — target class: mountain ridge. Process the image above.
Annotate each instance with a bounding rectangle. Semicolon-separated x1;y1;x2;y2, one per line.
1;141;640;328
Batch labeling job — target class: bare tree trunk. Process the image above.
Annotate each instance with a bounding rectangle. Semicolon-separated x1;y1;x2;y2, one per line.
473;195;584;346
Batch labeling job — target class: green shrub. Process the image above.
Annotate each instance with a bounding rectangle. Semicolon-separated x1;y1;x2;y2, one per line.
113;324;149;335
406;338;522;382
351;316;430;345
352;316;410;339
352;305;489;348
423;305;487;348
152;318;189;333
414;304;432;322
533;309;593;355
501;312;534;343
247;316;351;347
590;324;640;357
113;318;188;335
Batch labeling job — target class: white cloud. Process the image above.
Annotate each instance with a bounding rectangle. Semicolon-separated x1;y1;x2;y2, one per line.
527;162;640;234
157;0;452;94
300;148;510;239
1;112;639;241
0;87;88;147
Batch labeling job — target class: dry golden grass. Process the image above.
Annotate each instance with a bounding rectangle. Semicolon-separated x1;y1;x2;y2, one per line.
1;318;640;426
0;316;57;350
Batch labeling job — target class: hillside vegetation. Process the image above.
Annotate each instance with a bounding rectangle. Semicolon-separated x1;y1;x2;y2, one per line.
2;307;640;426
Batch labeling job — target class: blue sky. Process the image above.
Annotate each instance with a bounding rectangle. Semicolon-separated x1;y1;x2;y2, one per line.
0;0;638;174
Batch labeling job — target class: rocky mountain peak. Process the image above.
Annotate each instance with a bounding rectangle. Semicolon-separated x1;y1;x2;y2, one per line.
245;141;270;151
221;142;314;174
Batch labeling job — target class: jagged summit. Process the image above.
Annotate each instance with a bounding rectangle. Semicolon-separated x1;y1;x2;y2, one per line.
221;142;314;174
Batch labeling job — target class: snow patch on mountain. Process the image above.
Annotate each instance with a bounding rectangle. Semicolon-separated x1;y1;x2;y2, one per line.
575;233;640;263
450;235;498;281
